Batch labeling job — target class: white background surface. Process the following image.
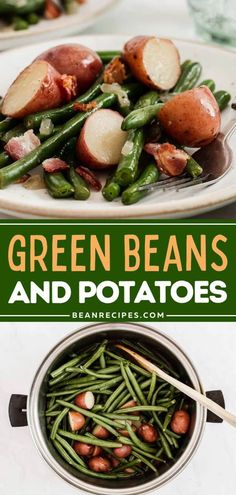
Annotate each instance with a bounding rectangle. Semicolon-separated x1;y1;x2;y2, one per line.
0;322;236;495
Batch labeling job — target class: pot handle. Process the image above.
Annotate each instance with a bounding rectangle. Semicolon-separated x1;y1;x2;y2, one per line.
206;390;225;423
9;394;28;427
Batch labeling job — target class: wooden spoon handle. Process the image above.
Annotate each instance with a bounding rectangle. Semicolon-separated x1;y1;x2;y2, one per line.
117;344;236;428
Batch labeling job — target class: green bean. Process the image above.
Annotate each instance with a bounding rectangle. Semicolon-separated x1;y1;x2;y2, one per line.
159;432;173;459
45;410;62;417
1;124;25;143
83;341;107;368
69;166;90;200
122;162;159;205
13;16;29;30
55;434;86;467
97;51;122;63
132;446;166;463
0;117;18;134
97;365;120;374
114;405;167;413
116;129;144;187
0;0;45;15
0;152;11;169
214;90;231;111
125;365;148;405
44;171;74;199
58;429;122;448
50;407;69;440
122;104;163;131
120;361;138;401
174;61;202;93
186;156;203;178
77;367;116;380
147;372;157;403
132;451;157;473
99;352;106;369
27;12;40;24
50;354;86;378
105;384;128;412
102;173;121;202
103;413;141;421
199;79;216;92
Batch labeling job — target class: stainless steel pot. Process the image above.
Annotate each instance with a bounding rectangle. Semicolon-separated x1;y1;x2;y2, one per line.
9;323;225;495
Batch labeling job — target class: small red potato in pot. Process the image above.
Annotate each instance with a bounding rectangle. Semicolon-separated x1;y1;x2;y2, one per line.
137;423;158;443
77;109;127;169
36;44;103;94
2;60;63;119
123;36;181;91
171;410;191;435
158;86;221;147
88;456;111;473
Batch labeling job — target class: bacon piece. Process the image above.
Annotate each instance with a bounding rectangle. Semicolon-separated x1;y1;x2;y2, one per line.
60;74;78;102
75;166;102;191
104;57;127;85
44;0;62;19
5;130;40;161
144;142;189;176
42;158;69;173
73;101;97;112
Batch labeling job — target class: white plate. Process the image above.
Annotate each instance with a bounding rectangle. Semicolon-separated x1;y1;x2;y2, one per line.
0;34;236;219
0;0;120;51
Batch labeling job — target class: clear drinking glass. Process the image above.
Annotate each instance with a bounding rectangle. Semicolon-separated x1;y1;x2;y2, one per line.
188;0;236;45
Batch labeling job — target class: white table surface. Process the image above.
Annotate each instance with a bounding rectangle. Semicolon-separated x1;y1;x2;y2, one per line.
0;321;236;495
0;0;236;218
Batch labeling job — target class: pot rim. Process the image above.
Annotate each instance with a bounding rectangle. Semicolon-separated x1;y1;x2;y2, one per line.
28;323;207;495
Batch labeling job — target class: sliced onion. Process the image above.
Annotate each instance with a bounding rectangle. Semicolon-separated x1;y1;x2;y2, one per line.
39;118;54;137
101;83;130;109
23;174;45;190
121;140;134;156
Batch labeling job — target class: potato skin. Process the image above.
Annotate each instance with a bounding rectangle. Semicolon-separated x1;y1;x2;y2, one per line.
36;44;103;94
123;36;180;90
171;410;190;435
77;124;115;170
2;61;63;119
159;86;221;147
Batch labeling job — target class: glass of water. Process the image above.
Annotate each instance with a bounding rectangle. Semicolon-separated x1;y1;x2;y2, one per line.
188;0;236;45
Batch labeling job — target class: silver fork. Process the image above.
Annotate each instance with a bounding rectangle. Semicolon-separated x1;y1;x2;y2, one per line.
138;118;236;193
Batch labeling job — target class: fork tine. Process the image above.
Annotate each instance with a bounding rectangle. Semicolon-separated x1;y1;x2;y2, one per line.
138;173;210;193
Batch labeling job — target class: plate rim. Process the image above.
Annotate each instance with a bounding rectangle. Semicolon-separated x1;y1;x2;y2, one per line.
1;34;236;219
0;0;120;41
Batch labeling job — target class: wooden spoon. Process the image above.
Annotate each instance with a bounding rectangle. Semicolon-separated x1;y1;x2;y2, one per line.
116;344;236;428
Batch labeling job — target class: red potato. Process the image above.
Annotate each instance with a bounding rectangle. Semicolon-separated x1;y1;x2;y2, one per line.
171;410;191;435
73;442;94;457
121;399;139;416
92;425;110;439
88;456;111;473
68;411;86;432
123;36;181;91
2;60;63;119
159;86;221;147
113;445;132;459
137;424;158;443
74;391;95;410
36;44;102;94
77;109;127;170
